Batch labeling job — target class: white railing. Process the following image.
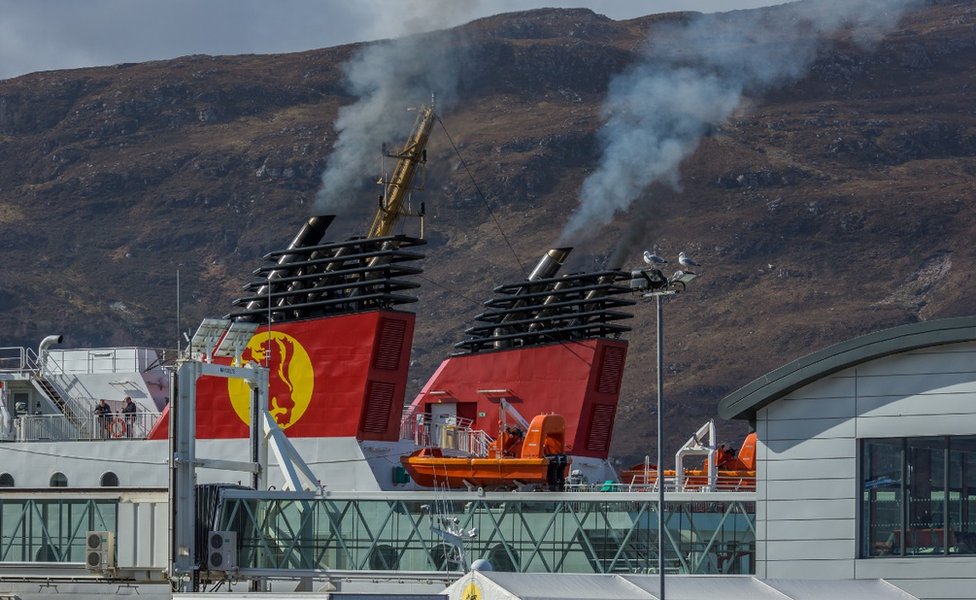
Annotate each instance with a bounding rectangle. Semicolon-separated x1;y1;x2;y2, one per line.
13;411;160;442
401;412;495;457
577;473;755;493
0;346;28;372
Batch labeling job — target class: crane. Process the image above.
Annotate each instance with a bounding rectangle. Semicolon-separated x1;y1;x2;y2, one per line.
367;104;435;239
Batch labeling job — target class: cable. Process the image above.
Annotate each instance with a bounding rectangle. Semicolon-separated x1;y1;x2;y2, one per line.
415;273;483;309
436;116;527;278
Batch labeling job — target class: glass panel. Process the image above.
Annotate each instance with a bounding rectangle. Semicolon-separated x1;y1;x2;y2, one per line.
861;439;903;556
906;437;947;555
220;494;757;574
949;436;976;554
0;498;117;563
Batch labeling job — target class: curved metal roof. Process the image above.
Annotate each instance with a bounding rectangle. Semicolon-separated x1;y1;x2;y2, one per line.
719;316;976;421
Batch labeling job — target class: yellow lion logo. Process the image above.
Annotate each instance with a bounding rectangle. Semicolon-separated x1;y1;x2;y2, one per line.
227;331;314;429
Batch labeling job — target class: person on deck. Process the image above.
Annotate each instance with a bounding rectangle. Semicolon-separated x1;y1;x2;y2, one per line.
94;399;112;439
121;397;137;438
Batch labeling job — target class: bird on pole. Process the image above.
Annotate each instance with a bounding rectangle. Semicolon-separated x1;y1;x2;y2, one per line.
643;250;668;265
678;252;701;270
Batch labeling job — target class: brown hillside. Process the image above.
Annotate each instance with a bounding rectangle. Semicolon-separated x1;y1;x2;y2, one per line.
0;2;973;462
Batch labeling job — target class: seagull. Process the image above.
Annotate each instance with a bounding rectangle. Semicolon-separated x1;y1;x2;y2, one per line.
678;252;701;269
643;250;668;265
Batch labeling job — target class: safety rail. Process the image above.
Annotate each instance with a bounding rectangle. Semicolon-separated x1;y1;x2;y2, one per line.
579;473;755;493
0;346;28;372
10;411;160;442
1;345;175;375
401;412;494;457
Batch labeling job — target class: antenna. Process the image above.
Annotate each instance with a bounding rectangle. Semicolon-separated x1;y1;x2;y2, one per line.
266;271;272;368
176;269;181;354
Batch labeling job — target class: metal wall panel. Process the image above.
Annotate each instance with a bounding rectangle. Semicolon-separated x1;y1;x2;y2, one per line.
764;478;854;501
764;557;855;580
855;413;976;438
857;391;976;417
762;416;855;441
764;497;857;521
764;518;855;542
765;396;856;421
763;438;856;460
765;539;856;561
762;457;856;482
854;371;976;398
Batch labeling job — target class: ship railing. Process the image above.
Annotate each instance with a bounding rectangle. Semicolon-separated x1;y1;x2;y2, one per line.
13;411;157;442
402;412;495;456
0;346;28;372
24;347;98;433
399;404;420;441
581;473;755;493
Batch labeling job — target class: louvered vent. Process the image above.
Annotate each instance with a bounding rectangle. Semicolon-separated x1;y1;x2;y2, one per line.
586;404;615;452
595;346;625;394
362;380;396;434
373;318;407;370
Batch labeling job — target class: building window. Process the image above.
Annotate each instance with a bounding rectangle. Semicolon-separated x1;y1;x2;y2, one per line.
100;472;119;487
0;473;13;487
50;472;68;487
862;436;976;557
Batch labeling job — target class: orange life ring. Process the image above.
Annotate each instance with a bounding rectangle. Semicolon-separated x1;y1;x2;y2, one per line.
109;418;127;439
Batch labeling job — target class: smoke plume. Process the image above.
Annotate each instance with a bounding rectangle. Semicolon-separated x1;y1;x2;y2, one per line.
561;0;918;243
314;1;476;213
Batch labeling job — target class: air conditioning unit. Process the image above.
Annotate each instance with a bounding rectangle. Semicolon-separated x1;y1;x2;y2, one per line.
85;531;115;571
207;531;237;571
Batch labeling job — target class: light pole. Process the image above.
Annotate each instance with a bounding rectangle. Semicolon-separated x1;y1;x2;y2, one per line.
630;265;698;600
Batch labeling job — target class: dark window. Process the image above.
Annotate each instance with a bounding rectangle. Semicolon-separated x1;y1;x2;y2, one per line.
949;436;976;554
430;543;463;571
100;472;119;487
50;472;68;487
368;544;400;570
487;543;519;572
862;436;976;557
862;438;903;556
0;473;13;487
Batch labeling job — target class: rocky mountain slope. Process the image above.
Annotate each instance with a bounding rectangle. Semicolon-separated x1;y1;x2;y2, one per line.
0;1;973;461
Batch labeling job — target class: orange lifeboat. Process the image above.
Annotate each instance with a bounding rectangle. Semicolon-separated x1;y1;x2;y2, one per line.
401;413;571;490
620;432;757;491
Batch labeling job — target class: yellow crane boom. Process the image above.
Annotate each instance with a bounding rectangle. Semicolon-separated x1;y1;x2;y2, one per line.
367;105;435;239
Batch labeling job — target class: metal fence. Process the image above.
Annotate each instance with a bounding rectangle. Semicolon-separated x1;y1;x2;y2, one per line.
14;411;160;442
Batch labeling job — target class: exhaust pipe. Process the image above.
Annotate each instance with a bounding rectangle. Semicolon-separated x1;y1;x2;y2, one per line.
38;335;63;357
494;248;572;348
244;215;334;314
527;248;571;281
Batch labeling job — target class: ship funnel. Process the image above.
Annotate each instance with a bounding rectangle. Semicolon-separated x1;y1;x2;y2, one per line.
243;215;334;315
527;248;572;281
492;248;572;349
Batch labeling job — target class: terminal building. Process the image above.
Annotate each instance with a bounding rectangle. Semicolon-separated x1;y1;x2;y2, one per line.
719;316;976;600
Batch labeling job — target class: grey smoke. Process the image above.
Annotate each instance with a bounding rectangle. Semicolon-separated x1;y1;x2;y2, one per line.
314;1;476;213
561;0;919;242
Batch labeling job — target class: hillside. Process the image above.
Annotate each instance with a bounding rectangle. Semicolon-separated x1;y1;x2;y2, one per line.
0;1;973;461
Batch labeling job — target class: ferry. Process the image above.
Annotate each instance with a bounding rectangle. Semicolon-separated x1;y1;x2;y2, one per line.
0;106;756;596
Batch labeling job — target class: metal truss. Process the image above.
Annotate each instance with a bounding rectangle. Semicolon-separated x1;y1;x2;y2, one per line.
0;497;117;563
215;490;755;576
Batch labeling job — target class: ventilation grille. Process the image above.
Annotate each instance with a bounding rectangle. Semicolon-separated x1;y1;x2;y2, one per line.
586;404;615;452
362;381;396;434
596;346;625;394
373;318;407;370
